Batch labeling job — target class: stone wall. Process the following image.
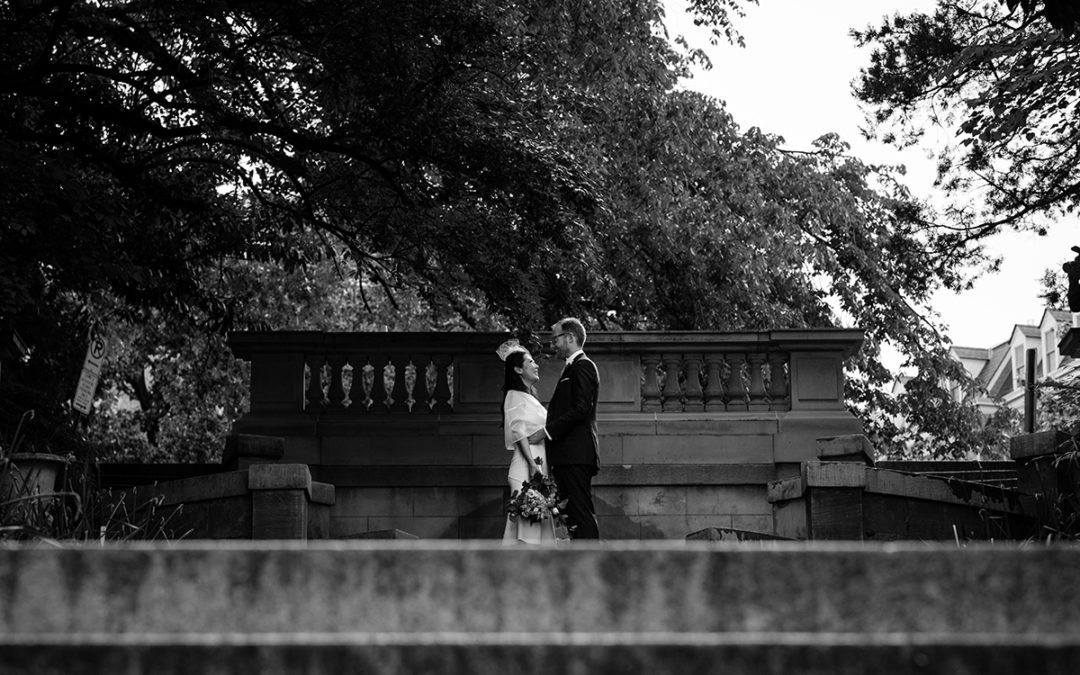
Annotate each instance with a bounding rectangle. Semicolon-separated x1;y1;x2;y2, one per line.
768;462;1039;541
116;464;335;540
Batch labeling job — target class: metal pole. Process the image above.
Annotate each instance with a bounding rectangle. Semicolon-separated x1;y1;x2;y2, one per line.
1024;348;1036;433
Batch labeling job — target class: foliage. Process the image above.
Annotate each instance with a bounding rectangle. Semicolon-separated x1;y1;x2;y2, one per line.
87;253;481;463
854;0;1080;236
1040;377;1080;437
1039;265;1070;310
883;367;1022;460
1007;0;1080;35
0;406;186;541
1;471;188;542
0;0;1018;460
850;0;1080;456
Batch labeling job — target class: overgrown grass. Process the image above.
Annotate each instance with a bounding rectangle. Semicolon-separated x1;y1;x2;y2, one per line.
1;409;190;543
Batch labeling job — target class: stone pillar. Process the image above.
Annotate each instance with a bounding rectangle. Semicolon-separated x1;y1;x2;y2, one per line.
249;464;313;540
787;351;846;411
248;352;305;414
1010;430;1076;526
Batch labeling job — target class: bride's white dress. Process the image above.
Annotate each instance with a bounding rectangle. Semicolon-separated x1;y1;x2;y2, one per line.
501;389;557;545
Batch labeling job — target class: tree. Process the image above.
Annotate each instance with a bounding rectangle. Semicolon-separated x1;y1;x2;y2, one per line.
2;0;1000;460
854;0;1080;236
1;0;604;442
1008;0;1080;35
851;0;1080;451
89;248;484;463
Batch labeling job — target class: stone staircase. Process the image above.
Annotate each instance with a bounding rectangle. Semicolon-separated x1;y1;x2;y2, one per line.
2;541;1080;673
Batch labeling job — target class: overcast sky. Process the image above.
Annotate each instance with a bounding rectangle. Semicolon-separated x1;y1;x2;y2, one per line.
663;0;1078;352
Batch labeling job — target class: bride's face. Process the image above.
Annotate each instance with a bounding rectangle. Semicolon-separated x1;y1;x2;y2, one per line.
516;352;540;386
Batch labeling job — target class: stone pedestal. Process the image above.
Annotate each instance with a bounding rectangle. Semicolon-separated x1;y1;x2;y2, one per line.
1010;430;1079;531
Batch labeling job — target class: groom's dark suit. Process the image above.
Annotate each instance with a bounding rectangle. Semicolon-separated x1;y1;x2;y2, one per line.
545;352;600;539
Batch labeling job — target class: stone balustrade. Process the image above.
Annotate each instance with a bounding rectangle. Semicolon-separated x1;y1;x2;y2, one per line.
227;329;866;539
228;329;863;416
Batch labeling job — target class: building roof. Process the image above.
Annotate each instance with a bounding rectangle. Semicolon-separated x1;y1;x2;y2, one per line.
1049;309;1072;322
1017;325;1041;338
952;346;990;360
988;363;1014;398
977;342;1011;388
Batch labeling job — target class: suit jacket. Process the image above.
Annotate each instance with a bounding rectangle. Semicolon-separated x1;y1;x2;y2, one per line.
545;352;600;475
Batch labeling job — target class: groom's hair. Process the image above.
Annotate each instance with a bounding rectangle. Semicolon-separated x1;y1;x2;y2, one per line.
555;317;586;347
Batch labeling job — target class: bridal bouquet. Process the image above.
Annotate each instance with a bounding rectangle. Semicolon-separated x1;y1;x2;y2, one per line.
507;471;569;527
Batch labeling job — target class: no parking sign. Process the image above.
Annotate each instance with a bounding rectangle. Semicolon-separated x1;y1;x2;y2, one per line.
73;327;108;415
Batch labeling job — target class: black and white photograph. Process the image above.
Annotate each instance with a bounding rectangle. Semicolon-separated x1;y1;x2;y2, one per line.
2;0;1080;672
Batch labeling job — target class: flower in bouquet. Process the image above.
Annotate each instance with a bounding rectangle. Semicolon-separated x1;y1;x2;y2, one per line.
507;471;569;527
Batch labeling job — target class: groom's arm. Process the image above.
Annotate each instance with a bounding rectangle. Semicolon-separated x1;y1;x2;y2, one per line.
544;359;598;442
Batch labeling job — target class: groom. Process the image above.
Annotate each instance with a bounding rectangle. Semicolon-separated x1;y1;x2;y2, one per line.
529;317;600;539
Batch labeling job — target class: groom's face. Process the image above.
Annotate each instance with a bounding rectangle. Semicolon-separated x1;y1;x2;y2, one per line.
551;329;572;359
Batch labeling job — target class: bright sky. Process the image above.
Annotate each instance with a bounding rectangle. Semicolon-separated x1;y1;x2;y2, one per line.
663;0;1079;356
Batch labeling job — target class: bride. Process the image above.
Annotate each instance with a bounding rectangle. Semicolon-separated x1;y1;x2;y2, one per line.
499;341;557;545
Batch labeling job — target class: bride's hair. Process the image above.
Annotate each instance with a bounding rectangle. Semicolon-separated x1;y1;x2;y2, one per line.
501;350;534;424
502;350;530;395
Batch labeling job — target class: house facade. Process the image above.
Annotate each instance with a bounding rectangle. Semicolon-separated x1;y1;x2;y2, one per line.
954;308;1075;415
894;308;1078;419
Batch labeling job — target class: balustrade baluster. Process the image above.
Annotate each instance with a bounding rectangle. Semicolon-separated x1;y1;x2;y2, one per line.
413;356;432;413
326;354;348;410
390;355;410;413
351;360;372;413
683;354;704;411
661;353;683;412
368;355;389;412
641;356;661;412
703;354;726;412
747;353;768;411
431;355;453;413
304;354;326;413
725;353;747;412
768;353;790;410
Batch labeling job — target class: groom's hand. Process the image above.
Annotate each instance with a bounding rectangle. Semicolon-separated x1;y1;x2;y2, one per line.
527;429;547;444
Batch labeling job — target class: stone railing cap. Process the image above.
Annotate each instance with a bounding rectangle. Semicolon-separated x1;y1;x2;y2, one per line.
228;328;865;359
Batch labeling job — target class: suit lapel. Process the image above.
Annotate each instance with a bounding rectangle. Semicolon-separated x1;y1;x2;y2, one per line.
558;354;581;386
552;355;577;408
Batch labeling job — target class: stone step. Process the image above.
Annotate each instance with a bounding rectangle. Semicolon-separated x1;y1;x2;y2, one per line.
2;633;1079;675
4;541;1080;636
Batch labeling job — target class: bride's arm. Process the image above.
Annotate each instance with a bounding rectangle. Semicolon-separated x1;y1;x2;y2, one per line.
505;392;542;476
514;438;541;477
